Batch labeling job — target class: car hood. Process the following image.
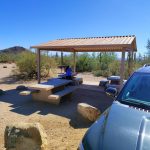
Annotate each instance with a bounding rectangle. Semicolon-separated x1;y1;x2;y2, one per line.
82;101;150;150
102;101;150;150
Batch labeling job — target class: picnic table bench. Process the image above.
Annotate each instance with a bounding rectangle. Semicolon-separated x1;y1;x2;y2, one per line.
20;78;76;104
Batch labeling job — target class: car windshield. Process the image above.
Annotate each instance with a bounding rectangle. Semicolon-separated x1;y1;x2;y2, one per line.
117;72;150;107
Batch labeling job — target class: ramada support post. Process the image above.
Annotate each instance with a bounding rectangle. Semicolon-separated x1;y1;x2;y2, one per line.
120;50;126;88
131;51;134;75
127;50;136;77
134;51;136;62
128;51;132;77
37;48;41;84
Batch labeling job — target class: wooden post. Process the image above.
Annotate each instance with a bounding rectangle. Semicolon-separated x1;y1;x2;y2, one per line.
120;51;126;88
73;51;76;73
127;52;130;77
37;48;41;84
128;52;133;77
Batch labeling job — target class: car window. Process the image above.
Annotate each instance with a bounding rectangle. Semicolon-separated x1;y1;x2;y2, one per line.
117;72;150;103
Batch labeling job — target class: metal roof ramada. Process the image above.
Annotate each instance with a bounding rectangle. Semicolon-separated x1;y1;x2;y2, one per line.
31;35;137;52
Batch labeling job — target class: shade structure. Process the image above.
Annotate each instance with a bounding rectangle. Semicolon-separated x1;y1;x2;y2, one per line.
31;35;137;52
31;35;137;87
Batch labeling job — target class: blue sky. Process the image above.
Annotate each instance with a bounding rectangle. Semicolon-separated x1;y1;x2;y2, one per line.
0;0;150;55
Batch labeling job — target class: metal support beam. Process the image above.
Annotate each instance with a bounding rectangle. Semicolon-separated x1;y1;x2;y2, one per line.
73;51;76;73
120;51;125;88
37;48;41;84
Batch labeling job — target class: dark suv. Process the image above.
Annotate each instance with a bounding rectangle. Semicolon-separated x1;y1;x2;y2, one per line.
79;66;150;150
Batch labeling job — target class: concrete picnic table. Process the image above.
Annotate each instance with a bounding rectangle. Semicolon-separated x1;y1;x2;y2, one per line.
28;78;72;91
105;76;127;92
25;78;74;104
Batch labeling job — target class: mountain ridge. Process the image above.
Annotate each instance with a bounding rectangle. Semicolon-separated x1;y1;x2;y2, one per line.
0;46;29;54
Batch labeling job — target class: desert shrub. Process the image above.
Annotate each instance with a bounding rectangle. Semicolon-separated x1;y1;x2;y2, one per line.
16;52;57;79
92;53;117;77
0;53;12;63
0;53;8;63
16;52;37;78
93;70;103;77
108;60;120;76
0;53;17;63
102;70;111;77
92;70;103;77
93;70;111;77
76;53;92;72
61;54;74;67
40;54;57;77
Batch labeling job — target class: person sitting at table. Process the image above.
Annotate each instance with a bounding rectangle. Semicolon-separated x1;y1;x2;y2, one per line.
65;66;72;80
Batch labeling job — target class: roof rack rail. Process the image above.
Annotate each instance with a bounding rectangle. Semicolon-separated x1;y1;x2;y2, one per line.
143;64;150;67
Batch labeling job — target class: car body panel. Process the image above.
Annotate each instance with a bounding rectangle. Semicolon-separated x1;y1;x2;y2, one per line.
102;101;150;150
81;101;150;150
82;114;106;150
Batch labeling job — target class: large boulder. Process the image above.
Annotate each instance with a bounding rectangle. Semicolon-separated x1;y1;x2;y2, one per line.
4;123;47;150
77;103;101;122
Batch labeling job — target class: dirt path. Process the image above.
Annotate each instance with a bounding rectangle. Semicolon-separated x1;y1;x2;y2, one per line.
0;63;15;79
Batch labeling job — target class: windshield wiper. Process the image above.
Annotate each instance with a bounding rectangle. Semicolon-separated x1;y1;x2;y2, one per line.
119;99;150;109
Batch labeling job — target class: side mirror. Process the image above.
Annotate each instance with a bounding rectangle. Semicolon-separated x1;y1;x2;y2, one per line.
105;87;117;97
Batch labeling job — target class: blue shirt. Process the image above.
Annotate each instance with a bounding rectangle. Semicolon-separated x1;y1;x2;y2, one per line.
66;68;72;76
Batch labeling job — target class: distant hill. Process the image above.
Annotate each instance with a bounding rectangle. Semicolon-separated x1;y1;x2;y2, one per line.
0;46;29;54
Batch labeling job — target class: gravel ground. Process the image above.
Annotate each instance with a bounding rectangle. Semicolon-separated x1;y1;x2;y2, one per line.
0;63;112;150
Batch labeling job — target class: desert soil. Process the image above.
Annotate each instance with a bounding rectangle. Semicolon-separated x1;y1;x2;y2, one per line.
0;63;113;150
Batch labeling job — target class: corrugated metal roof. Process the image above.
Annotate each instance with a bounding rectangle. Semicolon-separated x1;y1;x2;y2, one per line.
31;35;137;52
